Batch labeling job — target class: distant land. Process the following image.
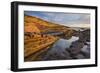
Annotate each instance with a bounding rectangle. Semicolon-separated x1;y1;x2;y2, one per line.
63;24;90;28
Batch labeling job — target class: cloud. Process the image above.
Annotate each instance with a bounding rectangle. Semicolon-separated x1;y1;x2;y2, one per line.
40;12;90;24
24;11;90;25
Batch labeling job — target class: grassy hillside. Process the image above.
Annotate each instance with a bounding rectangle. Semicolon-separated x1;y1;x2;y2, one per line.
24;15;75;61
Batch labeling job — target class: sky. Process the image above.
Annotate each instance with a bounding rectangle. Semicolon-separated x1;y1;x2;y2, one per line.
24;11;90;26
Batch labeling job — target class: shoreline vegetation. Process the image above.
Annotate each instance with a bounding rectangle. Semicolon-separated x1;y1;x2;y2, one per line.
24;15;90;62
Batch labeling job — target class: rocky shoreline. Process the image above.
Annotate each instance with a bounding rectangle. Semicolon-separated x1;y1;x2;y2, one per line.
40;29;90;60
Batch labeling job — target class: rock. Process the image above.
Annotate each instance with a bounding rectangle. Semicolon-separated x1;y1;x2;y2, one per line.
81;45;90;58
81;45;90;54
72;29;90;42
68;41;84;55
43;50;72;60
79;29;90;42
75;54;85;59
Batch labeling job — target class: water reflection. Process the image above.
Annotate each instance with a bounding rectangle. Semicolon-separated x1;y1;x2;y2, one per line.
43;36;79;60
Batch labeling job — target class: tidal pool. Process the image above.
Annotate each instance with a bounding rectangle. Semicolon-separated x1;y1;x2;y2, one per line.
42;36;79;60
